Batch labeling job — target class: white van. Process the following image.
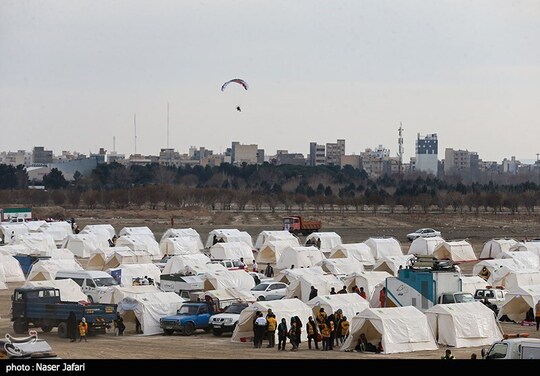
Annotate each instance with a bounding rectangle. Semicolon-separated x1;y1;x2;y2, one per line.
55;270;118;303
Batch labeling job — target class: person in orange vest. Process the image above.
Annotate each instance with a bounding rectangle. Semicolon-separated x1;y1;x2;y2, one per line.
78;317;88;342
320;320;331;351
340;316;350;344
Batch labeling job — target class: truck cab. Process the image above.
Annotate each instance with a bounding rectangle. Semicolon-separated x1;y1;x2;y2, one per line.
437;292;475;304
482;336;540;359
474;288;507;309
160;302;217;336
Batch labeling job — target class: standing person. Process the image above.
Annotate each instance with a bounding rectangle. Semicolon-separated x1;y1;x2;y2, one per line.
254;312;267;349
252;260;258;273
334;310;343;346
330;287;336;295
294;316;302;349
441;349;455;359
337;286;347;294
238;258;246;269
78;317;88;342
316;307;327;330
379;287;387;308
320;320;331;351
135;317;142;334
114;313;125;336
277;318;288;351
309;286;318;300
306;316;319;350
340;316;350;344
327;314;336;350
67;311;77;342
266;313;277;348
535;300;540;331
264;263;274;278
359;287;367;299
288;318;298;351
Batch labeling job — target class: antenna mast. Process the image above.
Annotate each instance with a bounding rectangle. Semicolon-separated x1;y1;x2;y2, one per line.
398;122;404;175
134;114;137;155
167;102;170;149
113;136;116;152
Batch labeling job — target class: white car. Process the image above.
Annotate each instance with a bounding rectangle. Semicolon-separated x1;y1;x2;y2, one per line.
406;228;441;241
250;281;288;301
208;302;249;336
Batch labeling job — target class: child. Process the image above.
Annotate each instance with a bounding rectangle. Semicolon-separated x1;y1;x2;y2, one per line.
78;317;88;342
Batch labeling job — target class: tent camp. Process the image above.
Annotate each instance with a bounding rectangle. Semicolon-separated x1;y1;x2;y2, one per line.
24;220;48;232
162;254;211;275
509;242;540;260
160;237;202;256
254;230;297;250
13;233;57;254
103;249;153;270
108;264;162;287
490;269;540;291
307;293;369;321
344;271;392;302
364;237;403;260
461;276;489;295
99;285;160;304
472;259;523;282
192;288;256;306
205;229;253;249
81;224;116;239
61;234;109;258
305;232;343;255
426;302;503;348
497;284;540;322
40;221;73;247
26;259;83;281
341;306;438;354
119;226;155;240
285;273;343;302
202;269;255;291
373;255;415;276
183;262;227;277
24;279;87;302
433;240;477;263
117;291;185;335
160;228;203;250
255;239;301;266
0;244;29;256
231;298;312;343
275;246;325;271
209;242;254;262
115;235;161;260
479;238;519;259
86;247;125;270
0;253;25;282
274;267;325;284
407;237;445;256
329;243;375;265
500;251;540;270
315;258;364;276
0;223;29;244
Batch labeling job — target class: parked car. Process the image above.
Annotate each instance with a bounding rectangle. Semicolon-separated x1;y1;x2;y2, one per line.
208;302;249;336
474;288;507;309
482;336;540;359
209;259;247;271
437;292;475;304
248;272;273;285
250;282;288;301
406;228;442;241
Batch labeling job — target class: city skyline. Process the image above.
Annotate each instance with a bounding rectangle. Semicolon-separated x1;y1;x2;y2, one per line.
1;1;539;161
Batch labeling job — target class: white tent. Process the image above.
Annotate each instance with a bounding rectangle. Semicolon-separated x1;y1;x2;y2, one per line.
274;267;325;284
0;244;29;256
0;253;25;282
341;306;438;354
407;236;445;256
202;269;255;291
81;224;116;239
26;259;83;281
491;270;540;291
373;255;415;276
231;298;312;343
117;291;185;335
256;239;300;266
0;271;6;289
50;248;76;260
39;221;73;247
498;284;540;322
364;237;403;260
305;232;343;254
160;228;203;250
275;246;325;271
307;293;369;321
99;285;160;304
254;230;297;250
426;302;503;348
13;233;57;254
61;234;109;258
115;235;162;260
501;250;540;270
461;276;489;295
162;254;211;275
185;262;227;276
209;242;254;261
285;273;343;302
433;240;477;262
472;259;523;282
103;249;153;270
509;241;540;258
86;247;123;270
480;238;518;259
160;237;202;256
24;220;48;232
329;243;375;265
24;279;87;302
0;223;29;244
344;271;392;302
119;226;155;240
205;229;253;249
195;288;256;305
108;263;162;287
315;258;364;276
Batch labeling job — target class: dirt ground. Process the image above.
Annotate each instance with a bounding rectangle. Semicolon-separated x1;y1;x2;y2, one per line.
2;209;540;359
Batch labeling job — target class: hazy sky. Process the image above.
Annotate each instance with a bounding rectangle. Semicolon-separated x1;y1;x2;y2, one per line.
1;0;539;162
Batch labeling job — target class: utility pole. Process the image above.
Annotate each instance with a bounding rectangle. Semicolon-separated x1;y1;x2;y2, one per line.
398;122;404;175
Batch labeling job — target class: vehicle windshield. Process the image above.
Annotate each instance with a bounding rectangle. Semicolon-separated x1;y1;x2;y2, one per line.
455;293;475;303
94;277;117;287
486;343;508;359
251;284;269;291
224;304;247;314
177;305;199;315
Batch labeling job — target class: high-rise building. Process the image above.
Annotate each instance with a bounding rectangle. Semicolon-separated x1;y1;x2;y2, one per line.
415;133;438;174
444;148;479;175
309;142;326;166
32;146;53;165
326;139;345;165
231;141;258;165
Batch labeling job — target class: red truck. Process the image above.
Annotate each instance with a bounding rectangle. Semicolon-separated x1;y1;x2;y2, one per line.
283;216;321;236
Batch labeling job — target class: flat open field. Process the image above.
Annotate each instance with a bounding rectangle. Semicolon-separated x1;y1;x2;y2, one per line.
2;209;540;359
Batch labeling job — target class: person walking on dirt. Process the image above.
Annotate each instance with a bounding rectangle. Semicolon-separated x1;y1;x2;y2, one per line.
264;263;274;278
78;317;88;342
67;311;77;342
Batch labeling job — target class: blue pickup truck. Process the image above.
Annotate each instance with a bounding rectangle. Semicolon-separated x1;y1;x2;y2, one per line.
11;287;117;337
159;302;217;336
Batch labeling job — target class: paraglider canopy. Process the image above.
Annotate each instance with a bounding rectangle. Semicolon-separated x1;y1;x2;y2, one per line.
221;78;248;92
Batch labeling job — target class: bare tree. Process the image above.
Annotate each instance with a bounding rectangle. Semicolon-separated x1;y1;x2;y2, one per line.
50;190;66;206
82;190;99;209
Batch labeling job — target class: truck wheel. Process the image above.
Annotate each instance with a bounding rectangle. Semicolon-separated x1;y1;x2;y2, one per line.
257;296;266;301
13;319;28;334
57;322;67;338
163;329;174;336
183;322;195;336
41;325;53;333
212;328;223;337
87;295;94;303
